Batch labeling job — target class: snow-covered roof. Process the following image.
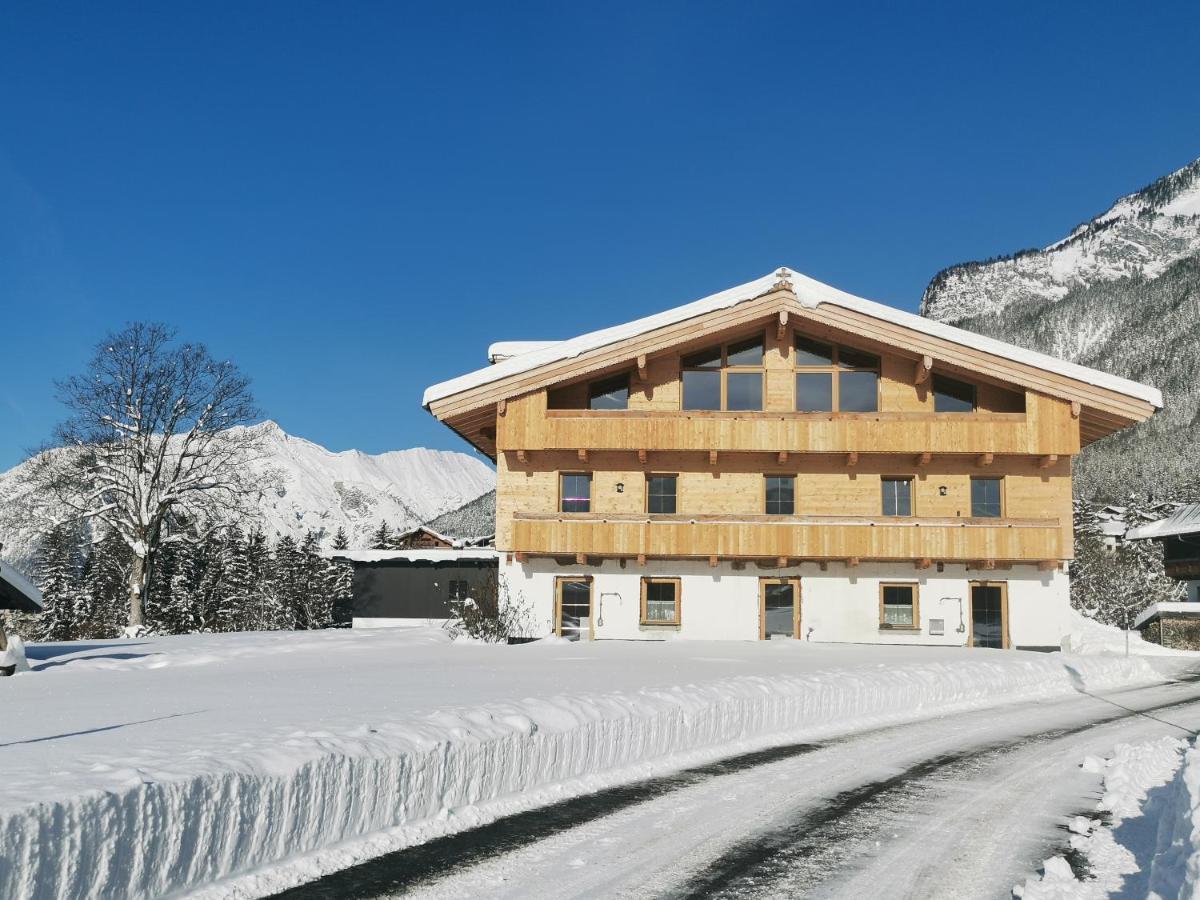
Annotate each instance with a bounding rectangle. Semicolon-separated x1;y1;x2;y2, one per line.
1133;601;1200;630
0;559;43;612
487;341;562;364
1127;503;1200;541
423;267;1164;409
325;548;500;564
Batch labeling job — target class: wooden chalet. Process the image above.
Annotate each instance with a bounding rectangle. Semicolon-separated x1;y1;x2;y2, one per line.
423;267;1162;648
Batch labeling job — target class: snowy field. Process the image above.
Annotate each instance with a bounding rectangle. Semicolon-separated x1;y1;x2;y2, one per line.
0;627;1193;899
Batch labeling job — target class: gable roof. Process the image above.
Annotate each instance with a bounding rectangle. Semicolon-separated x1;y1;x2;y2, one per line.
423;267;1163;410
1127;503;1200;541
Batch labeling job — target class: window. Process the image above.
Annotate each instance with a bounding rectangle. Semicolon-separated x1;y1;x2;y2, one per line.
882;477;913;516
880;583;918;628
971;477;1002;518
765;475;795;515
560;473;592;513
588;374;630;410
681;333;764;411
448;580;470;601
793;334;879;412
647;474;677;514
933;375;976;413
641;578;681;625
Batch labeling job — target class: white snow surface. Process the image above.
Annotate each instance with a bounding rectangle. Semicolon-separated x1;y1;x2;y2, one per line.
0;627;1183;899
0;421;496;565
1061;608;1200;657
423;267;1162;409
326;547;500;563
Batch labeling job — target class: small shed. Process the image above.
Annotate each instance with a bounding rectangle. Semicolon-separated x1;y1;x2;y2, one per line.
0;558;43;613
327;547;499;628
1134;602;1200;651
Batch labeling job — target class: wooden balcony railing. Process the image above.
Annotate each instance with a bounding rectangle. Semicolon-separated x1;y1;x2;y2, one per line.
510;511;1065;562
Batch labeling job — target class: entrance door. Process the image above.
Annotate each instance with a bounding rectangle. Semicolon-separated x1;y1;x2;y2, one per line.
970;582;1008;649
760;578;801;639
556;577;593;642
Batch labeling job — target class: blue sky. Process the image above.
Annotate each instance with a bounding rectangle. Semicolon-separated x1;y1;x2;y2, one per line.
2;2;1198;470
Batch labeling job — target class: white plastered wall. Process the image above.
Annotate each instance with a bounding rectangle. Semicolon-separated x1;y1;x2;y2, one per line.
499;557;1071;648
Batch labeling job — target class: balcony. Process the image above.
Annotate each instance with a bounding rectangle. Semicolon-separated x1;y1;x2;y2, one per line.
510;511;1065;562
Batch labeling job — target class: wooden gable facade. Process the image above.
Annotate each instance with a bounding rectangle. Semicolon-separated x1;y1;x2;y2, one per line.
424;271;1160;574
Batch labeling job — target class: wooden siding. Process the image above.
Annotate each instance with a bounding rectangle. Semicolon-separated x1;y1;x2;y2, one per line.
510;513;1062;562
496;450;1073;561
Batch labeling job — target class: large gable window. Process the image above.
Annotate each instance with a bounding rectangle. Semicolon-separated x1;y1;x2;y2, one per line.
681;333;764;411
588;373;630;410
933;374;977;413
794;335;879;413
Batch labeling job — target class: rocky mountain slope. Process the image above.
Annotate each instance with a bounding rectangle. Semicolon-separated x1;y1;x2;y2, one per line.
0;421;495;566
920;158;1200;501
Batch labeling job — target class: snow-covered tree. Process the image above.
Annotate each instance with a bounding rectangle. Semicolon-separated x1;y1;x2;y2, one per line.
29;322;269;634
370;521;392;550
33;522;85;641
331;526;350;551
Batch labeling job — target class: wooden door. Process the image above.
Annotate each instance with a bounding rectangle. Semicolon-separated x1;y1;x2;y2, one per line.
968;581;1009;649
555;577;593;642
760;578;801;639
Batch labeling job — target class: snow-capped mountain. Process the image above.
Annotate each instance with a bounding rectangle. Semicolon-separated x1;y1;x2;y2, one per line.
922;158;1200;327
0;421;495;565
920;157;1200;500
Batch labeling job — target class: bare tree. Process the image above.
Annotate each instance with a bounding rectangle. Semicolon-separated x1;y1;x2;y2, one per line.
31;323;268;633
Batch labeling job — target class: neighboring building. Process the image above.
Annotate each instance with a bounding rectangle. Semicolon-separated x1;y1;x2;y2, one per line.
0;557;43;614
328;545;499;628
1128;503;1200;604
422;267;1162;647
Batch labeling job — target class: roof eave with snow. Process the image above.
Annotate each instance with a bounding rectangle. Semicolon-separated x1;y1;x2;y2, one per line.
0;560;43;612
422;267;1164;410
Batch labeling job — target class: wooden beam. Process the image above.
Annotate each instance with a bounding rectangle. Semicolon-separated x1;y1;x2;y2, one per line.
709;450;718;466
915;355;933;385
479;426;497;441
505;552;513;565
497;398;507;417
847;556;860;568
976;452;994;467
777;451;788;464
637;553;646;567
980;559;996;570
516;449;527;463
514;551;528;563
576;553;588;566
577;448;589;463
638;449;648;464
637;353;648;380
1070;401;1081;419
776;309;789;341
846;451;859;467
709;554;719;568
776;556;788;569
819;561;828;572
915;452;932;467
1038;454;1058;469
916;557;932;570
1038;560;1060;572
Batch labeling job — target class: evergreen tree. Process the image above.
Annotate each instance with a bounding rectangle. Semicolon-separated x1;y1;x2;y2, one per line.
370;521;392;550
82;530;134;639
34;522;85;641
331;527;350;551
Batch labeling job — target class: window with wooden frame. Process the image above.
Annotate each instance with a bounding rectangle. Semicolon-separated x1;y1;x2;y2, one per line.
970;477;1003;518
559;472;592;513
880;583;919;629
587;373;631;410
793;334;880;412
646;474;678;514
681;332;765;411
933;374;977;413
765;475;795;515
881;477;913;517
640;577;681;626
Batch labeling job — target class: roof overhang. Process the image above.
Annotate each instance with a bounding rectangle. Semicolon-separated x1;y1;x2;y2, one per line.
424;267;1163;457
0;560;43;613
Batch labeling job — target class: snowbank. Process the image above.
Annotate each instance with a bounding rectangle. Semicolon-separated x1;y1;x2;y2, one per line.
0;630;1180;899
1016;737;1191;899
1060;607;1200;657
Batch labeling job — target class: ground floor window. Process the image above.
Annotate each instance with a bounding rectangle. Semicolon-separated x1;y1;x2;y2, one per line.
970;581;1008;649
555;577;593;641
641;577;681;626
879;583;919;628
